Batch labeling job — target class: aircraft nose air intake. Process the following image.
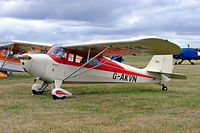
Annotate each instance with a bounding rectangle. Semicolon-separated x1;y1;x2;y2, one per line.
17;55;32;60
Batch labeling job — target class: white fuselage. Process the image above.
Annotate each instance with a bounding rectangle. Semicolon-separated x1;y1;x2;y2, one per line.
20;54;165;84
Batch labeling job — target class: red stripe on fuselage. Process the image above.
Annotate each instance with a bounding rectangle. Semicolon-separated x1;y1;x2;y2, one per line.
48;54;155;79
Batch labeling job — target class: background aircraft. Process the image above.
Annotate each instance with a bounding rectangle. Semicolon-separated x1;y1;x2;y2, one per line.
173;48;200;65
0;41;50;74
0;38;186;100
0;70;8;78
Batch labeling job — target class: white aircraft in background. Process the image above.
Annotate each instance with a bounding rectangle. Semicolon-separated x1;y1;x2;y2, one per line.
0;38;186;100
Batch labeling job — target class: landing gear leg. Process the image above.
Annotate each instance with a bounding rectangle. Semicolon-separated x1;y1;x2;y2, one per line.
178;59;184;65
32;81;50;95
188;60;194;65
175;59;178;65
51;80;72;100
162;84;168;91
8;72;13;77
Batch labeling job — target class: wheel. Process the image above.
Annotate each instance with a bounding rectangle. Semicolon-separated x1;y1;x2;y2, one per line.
52;95;66;100
175;62;177;65
51;88;72;100
32;90;43;95
32;83;50;95
191;62;194;65
178;62;181;65
162;85;168;91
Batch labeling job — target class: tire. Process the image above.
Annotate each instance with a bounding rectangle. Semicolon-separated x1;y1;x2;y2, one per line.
32;90;43;95
162;86;168;91
52;95;66;100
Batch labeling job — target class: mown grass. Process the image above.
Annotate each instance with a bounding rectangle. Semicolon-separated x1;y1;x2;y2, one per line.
0;56;200;133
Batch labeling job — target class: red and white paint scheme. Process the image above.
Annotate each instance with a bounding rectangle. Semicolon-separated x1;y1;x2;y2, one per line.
0;38;186;99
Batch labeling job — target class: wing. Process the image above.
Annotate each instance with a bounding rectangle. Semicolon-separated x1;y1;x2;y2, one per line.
61;38;181;56
0;40;54;72
1;40;53;47
1;40;54;52
11;40;54;47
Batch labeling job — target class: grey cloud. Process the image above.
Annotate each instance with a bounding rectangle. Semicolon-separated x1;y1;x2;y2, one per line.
0;0;200;47
0;0;133;23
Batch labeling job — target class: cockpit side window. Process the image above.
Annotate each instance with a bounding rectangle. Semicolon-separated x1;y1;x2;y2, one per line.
79;57;100;65
68;53;84;63
68;53;100;65
88;58;100;65
68;53;75;62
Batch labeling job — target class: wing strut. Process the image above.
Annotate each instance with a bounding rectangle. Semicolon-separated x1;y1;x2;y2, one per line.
87;47;91;62
1;45;14;68
3;49;25;67
64;46;111;81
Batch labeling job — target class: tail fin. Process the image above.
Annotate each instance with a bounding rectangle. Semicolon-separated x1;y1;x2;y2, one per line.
145;55;173;73
145;55;186;80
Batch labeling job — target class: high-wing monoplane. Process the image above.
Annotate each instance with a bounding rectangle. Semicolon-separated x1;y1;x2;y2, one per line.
0;41;50;73
1;38;186;99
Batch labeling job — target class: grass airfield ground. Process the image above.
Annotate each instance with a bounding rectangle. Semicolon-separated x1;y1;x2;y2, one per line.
0;56;200;133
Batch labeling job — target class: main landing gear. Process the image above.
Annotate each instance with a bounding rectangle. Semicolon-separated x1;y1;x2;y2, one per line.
51;88;72;100
32;80;72;100
51;80;72;100
175;59;184;65
175;59;195;65
32;81;51;95
188;60;194;65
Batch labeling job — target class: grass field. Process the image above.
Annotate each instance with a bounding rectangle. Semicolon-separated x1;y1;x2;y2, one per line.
0;56;200;133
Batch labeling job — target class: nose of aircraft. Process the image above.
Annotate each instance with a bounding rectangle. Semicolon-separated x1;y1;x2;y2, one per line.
20;54;33;72
20;54;49;79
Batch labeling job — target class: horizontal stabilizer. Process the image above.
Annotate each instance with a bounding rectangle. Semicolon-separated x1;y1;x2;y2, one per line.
148;71;187;79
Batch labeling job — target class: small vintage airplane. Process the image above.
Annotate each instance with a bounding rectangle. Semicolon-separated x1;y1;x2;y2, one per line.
0;42;50;72
0;38;186;99
173;48;200;65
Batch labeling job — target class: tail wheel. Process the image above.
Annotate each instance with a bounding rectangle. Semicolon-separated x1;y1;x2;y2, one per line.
162;85;168;91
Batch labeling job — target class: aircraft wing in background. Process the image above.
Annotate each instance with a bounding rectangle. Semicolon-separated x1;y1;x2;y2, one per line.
0;40;54;72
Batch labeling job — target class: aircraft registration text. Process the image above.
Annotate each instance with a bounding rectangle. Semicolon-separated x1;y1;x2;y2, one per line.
112;72;137;82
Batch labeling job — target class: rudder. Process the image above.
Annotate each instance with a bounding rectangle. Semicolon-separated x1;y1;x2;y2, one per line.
145;55;173;73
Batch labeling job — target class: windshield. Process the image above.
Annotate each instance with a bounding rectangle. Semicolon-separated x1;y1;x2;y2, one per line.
48;45;67;59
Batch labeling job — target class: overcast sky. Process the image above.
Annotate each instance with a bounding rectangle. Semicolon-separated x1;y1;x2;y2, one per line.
0;0;199;47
